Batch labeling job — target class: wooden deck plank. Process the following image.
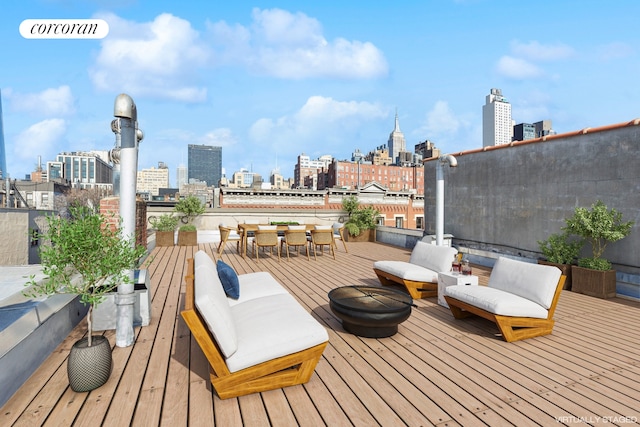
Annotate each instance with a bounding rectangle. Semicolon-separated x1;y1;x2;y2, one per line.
2;241;639;426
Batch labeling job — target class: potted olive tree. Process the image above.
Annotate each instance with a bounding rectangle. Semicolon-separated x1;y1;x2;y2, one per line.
563;200;634;298
25;205;146;392
342;196;379;242
149;213;178;247
537;231;584;290
174;195;205;246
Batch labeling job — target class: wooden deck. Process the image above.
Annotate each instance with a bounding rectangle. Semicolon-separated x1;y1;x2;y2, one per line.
2;242;639;426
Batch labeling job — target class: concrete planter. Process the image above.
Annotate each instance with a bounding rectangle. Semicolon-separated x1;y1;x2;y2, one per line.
155;231;175;247
178;230;198;246
538;260;573;290
571;265;616;299
345;228;376;242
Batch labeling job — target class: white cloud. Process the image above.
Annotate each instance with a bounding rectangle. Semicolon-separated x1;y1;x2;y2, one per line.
509;40;575;61
414;101;476;152
198;128;237;147
6;86;75;116
595;42;635;61
495;40;575;80
248;96;387;154
89;12;210;102
496;56;544;80
14;119;66;161
209;8;388;79
423;101;462;134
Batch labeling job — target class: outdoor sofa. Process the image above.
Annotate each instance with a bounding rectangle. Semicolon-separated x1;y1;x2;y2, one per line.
181;250;329;399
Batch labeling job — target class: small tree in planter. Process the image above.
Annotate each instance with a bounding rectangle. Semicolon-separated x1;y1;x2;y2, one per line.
25;205;146;391
563;200;634;298
149;213;178;247
174;195;205;246
342;196;379;241
537;231;584;290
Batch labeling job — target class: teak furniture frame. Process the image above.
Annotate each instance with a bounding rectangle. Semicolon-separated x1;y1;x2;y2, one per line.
443;275;566;342
181;258;327;399
373;268;437;299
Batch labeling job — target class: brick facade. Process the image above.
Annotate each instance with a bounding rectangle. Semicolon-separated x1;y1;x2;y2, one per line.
100;196;148;249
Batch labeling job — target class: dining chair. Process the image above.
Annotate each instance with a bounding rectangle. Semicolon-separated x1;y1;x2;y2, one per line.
282;229;310;261
252;229;281;261
332;222;348;253
309;229;335;260
218;225;242;255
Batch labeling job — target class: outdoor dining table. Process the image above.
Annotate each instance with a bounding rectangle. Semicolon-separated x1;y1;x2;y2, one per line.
237;223;317;258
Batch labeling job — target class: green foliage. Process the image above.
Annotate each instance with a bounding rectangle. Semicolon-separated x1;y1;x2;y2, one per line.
179;224;197;232
342;196;360;215
25;206;147;345
149;213;179;231
578;257;612;271
563;200;634;271
537;231;584;264
174;195;205;224
342;196;380;236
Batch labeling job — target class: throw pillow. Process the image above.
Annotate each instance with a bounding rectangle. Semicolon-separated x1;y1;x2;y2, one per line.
217;260;240;299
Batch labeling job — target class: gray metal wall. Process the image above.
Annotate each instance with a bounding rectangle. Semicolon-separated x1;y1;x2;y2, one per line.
424;121;640;298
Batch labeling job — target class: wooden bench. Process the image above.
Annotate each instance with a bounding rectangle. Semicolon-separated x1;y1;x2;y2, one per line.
181;251;328;399
444;257;566;342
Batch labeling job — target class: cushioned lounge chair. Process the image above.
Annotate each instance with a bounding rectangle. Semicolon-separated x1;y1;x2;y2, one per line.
373;241;458;298
444;257;566;342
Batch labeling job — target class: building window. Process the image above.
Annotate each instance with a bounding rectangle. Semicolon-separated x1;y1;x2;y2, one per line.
395;217;404;228
416;216;423;229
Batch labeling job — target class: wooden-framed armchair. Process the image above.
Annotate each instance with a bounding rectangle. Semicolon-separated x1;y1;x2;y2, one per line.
444;257;566;342
373;241;458;299
218;225;242;255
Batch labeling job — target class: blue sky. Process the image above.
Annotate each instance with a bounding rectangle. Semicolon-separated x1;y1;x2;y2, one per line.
2;1;639;186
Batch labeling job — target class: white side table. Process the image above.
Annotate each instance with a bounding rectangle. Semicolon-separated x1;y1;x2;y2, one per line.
438;271;478;308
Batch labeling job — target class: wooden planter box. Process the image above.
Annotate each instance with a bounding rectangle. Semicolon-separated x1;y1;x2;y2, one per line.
178;230;198;246
571;265;617;299
538;261;572;290
155;231;175;247
345;228;376;242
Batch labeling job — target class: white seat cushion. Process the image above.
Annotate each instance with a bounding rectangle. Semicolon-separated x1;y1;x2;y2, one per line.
194;251;238;357
444;285;550;318
226;294;329;372
489;257;561;309
228;272;289;307
409;241;458;274
314;225;332;230
374;260;439;283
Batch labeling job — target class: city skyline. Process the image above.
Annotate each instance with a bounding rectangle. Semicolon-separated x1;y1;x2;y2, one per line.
1;1;639;183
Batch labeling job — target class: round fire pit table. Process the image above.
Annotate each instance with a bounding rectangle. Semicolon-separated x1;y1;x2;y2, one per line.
328;286;414;338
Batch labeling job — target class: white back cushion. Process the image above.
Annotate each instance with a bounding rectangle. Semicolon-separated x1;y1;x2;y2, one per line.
287;225;307;230
409;241;458;273
193;251;238;357
488;257;562;309
257;225;277;230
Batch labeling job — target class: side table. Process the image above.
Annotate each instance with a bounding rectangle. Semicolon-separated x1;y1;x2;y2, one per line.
437;272;478;308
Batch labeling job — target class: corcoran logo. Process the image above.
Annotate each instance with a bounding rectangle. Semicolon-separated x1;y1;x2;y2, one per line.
20;19;109;39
